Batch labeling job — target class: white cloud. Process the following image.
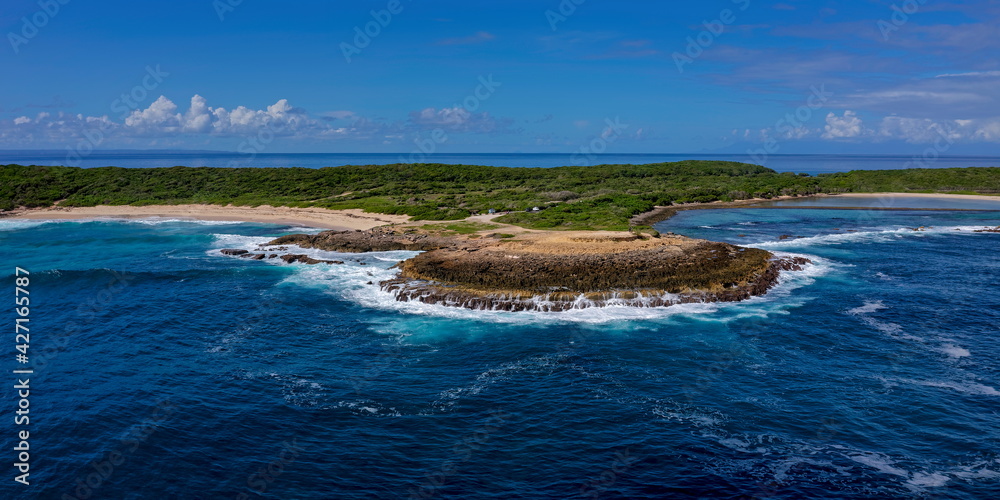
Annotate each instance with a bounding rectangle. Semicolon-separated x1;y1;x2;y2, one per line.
183;95;212;133
408;106;517;134
878;116;959;143
0;95;520;148
935;71;1000;78
823;110;864;139
124;95;181;133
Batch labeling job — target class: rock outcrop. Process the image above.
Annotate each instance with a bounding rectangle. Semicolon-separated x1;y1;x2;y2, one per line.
267;227;455;253
256;227;814;312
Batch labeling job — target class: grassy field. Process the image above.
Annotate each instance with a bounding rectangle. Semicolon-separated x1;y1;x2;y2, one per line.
3;162;998;231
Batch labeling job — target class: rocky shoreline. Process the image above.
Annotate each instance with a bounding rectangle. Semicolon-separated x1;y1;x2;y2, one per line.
243;226;813;312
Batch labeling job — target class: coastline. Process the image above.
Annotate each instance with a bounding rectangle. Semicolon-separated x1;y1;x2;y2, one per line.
632;192;1000;226
1;204;410;230
4;191;998;231
836;192;1000;200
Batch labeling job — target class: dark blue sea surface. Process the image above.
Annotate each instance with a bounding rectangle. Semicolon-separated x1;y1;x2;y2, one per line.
2;151;999;174
3;202;999;498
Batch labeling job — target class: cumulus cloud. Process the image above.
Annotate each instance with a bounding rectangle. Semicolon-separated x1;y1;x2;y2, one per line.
0;95;520;147
408;107;517;134
740;109;1000;145
125;95;181;133
823;110;865;139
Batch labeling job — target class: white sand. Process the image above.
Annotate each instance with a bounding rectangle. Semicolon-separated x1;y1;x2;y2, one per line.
6;204;410;230
837;193;1000;200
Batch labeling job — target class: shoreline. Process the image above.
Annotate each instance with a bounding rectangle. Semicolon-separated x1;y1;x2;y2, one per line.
262;226;810;312
836;192;1000;200
632;192;1000;226
1;204;410;230
3;191;999;231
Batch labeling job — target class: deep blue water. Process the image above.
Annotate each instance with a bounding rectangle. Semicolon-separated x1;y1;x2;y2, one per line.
2;151;999;174
3;198;1000;499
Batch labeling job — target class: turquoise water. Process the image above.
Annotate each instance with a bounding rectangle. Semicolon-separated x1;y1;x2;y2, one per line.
3;206;999;499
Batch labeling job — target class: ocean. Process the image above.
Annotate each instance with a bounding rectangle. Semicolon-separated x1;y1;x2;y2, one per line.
4;194;999;499
2;151;1000;174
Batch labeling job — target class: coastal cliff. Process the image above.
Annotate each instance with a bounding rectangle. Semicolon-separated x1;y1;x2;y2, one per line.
264;227;810;312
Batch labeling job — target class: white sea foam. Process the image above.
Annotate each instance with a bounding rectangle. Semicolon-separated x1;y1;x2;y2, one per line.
335;400;402;417
0;220;56;231
113;217;251;226
652;406;725;428
206;233;832;323
208;233;275;250
939;344;972;358
849;452;910;477
907;378;1000;396
431;354;566;410
847;300;887;315
883;376;1000;396
753;225;992;249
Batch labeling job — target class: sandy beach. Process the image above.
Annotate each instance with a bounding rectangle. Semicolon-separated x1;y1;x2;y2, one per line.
3;204;411;230
837;192;1000;200
4;193;998;230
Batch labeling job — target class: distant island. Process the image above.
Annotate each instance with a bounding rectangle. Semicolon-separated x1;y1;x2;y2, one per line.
3;161;998;311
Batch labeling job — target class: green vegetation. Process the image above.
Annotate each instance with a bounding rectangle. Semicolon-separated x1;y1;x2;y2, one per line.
2;162;998;230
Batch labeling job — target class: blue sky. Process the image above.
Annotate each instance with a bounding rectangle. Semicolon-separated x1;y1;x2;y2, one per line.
1;0;999;155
